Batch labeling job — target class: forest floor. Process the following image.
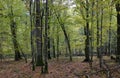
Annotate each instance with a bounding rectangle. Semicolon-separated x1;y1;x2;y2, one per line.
0;56;120;78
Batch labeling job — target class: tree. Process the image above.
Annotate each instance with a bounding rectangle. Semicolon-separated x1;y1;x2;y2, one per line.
9;6;21;61
108;2;112;56
99;0;104;68
56;25;60;60
47;1;51;60
29;0;35;71
96;0;100;58
52;0;72;61
116;2;120;62
35;0;44;66
55;13;72;61
83;0;90;62
43;0;49;73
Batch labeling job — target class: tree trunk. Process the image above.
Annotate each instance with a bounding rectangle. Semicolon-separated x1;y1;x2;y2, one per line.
56;25;59;60
43;0;49;73
96;0;100;58
52;38;56;58
30;0;35;71
48;6;51;60
108;6;112;56
35;0;44;66
90;0;95;62
55;14;72;61
10;6;21;61
51;0;56;59
99;5;104;68
48;37;51;59
83;0;90;62
116;3;120;62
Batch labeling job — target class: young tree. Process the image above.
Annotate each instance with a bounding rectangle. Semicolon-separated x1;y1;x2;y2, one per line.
108;1;112;56
56;25;60;60
47;1;51;60
96;0;100;58
53;0;72;61
99;1;104;68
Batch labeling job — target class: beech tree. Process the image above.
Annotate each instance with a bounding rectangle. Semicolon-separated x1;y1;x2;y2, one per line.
35;0;44;66
9;9;21;61
116;1;120;62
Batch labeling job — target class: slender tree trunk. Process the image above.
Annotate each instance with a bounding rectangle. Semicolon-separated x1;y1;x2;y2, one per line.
48;37;51;59
108;6;112;56
52;38;56;58
48;5;51;60
55;13;72;61
99;5;104;68
50;0;56;58
43;0;49;73
90;0;95;63
116;3;120;63
65;45;68;57
64;30;72;61
30;0;35;70
56;25;59;60
10;6;21;61
0;43;2;54
96;0;100;58
84;0;90;62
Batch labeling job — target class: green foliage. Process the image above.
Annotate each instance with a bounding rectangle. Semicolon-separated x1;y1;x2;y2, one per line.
0;0;30;55
0;0;118;56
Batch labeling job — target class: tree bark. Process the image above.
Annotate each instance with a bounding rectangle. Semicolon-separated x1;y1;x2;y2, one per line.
116;3;120;62
52;38;56;58
47;5;51;60
10;6;21;61
83;0;90;62
56;25;59;60
99;6;103;68
108;6;112;56
96;0;100;58
35;0;44;66
29;0;35;70
43;0;49;73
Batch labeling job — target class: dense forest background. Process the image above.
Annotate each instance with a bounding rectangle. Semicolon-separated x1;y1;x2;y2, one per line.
0;0;120;78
